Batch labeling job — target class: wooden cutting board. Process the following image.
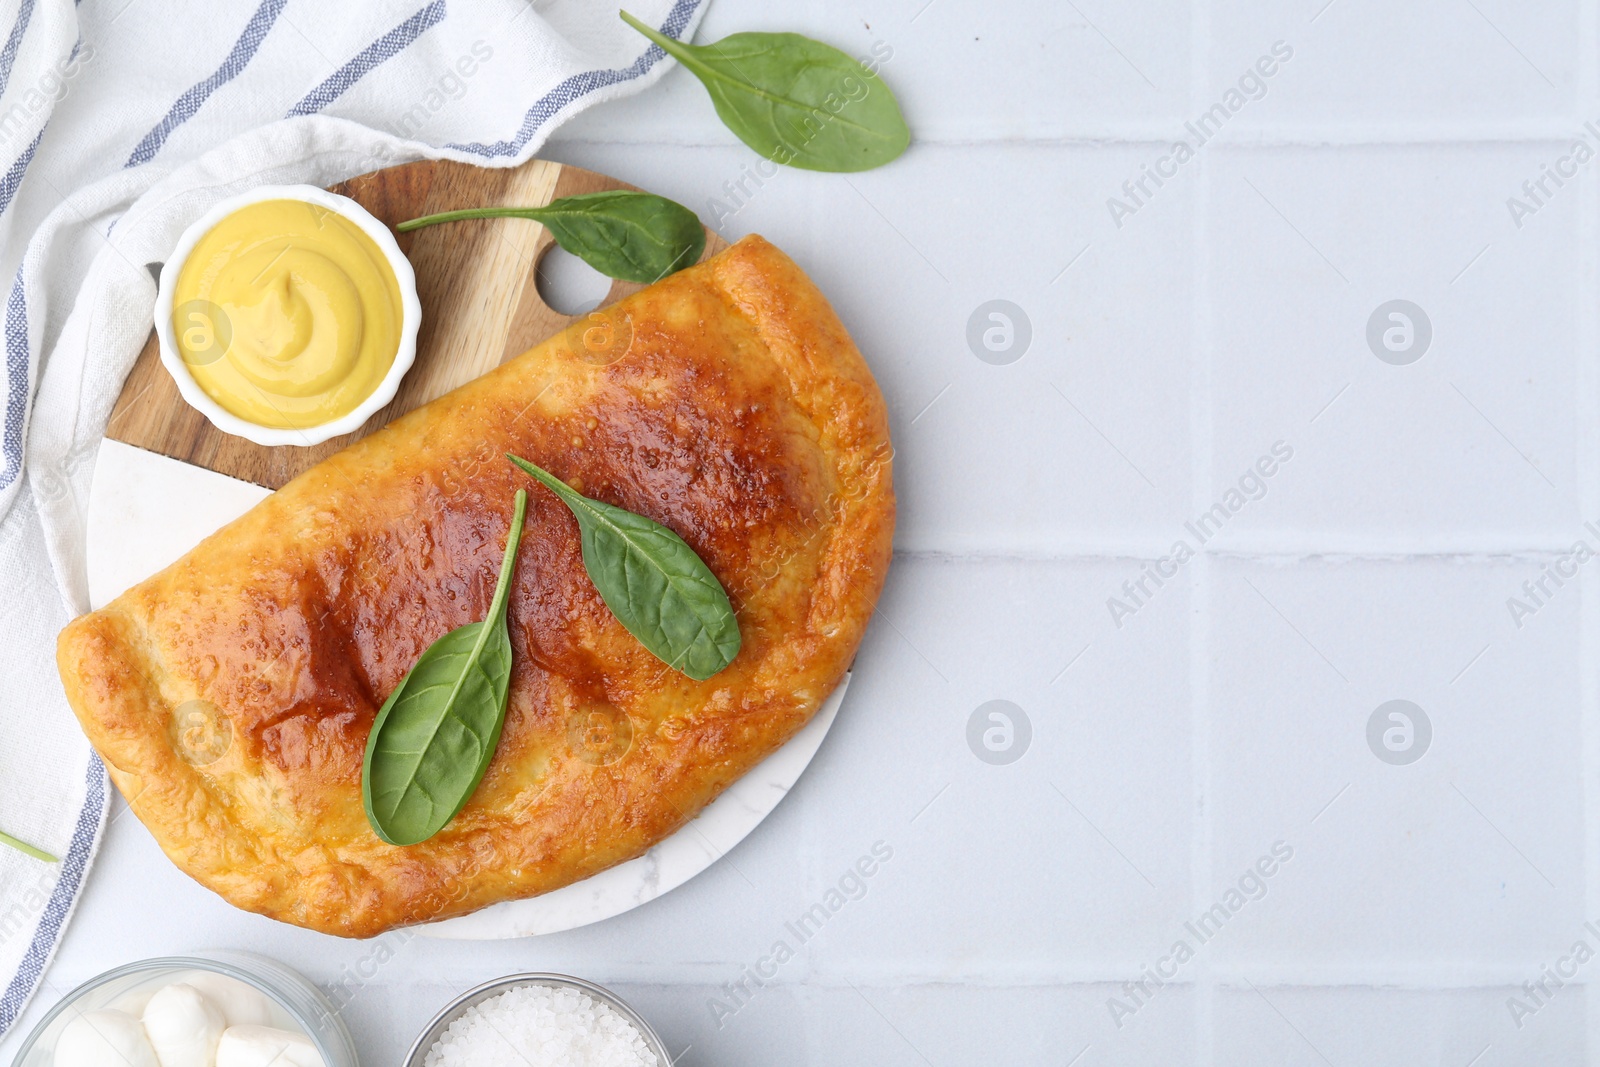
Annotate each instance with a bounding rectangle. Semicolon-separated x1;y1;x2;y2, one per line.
103;158;727;490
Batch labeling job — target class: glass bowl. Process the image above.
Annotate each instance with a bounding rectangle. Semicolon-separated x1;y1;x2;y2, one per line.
8;951;358;1067
404;973;669;1067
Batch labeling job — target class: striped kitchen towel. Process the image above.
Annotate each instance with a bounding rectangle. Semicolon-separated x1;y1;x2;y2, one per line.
0;0;708;1038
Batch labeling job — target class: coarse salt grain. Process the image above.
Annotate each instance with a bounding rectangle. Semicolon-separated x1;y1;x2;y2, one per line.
423;985;658;1067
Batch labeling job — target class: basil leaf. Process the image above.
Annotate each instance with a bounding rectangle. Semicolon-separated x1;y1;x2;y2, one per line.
507;454;740;681
0;827;55;863
396;191;706;284
363;489;528;846
620;12;909;173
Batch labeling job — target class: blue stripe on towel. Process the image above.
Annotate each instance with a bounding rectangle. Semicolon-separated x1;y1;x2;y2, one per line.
287;0;446;117
0;123;43;218
445;0;702;159
0;109;43;492
0;756;107;1036
0;0;37;99
0;264;29;494
125;0;288;167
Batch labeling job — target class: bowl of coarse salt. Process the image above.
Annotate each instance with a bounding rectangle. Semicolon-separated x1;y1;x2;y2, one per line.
404;974;669;1067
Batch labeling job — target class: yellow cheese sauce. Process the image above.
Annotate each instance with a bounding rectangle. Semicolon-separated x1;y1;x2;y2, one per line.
172;198;403;429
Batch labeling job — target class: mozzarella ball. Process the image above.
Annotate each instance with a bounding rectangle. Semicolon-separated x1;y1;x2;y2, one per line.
55;1009;160;1067
141;983;226;1067
178;973;278;1028
215;1025;326;1067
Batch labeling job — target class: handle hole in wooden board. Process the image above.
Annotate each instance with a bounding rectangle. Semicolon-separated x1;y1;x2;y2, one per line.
534;244;611;317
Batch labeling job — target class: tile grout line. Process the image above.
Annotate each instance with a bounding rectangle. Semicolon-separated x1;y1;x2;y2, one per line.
891;542;1600;561
1578;3;1600;1058
546;123;1600;149
1189;1;1214;1061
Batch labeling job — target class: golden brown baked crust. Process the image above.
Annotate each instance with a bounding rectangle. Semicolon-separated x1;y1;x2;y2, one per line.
57;235;894;937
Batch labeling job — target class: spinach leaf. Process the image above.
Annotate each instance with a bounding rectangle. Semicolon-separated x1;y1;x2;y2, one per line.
507;454;740;681
397;191;706;284
363;489;528;846
620;12;909;173
0;827;55;863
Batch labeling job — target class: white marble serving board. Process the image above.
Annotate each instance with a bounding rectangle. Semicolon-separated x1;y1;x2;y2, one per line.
84;438;843;939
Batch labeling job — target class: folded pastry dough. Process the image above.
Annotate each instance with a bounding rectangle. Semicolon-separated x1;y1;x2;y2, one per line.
57;235;894;937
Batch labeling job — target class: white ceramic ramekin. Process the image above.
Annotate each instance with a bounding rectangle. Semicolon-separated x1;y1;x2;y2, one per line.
153;183;421;448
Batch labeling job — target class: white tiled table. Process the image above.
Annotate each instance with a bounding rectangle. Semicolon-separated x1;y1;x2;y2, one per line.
7;1;1598;1063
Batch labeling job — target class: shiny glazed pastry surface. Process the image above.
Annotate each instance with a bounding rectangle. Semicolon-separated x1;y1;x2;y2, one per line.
57;235;894;937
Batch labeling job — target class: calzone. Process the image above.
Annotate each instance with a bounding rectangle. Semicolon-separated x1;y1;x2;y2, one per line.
56;236;894;937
